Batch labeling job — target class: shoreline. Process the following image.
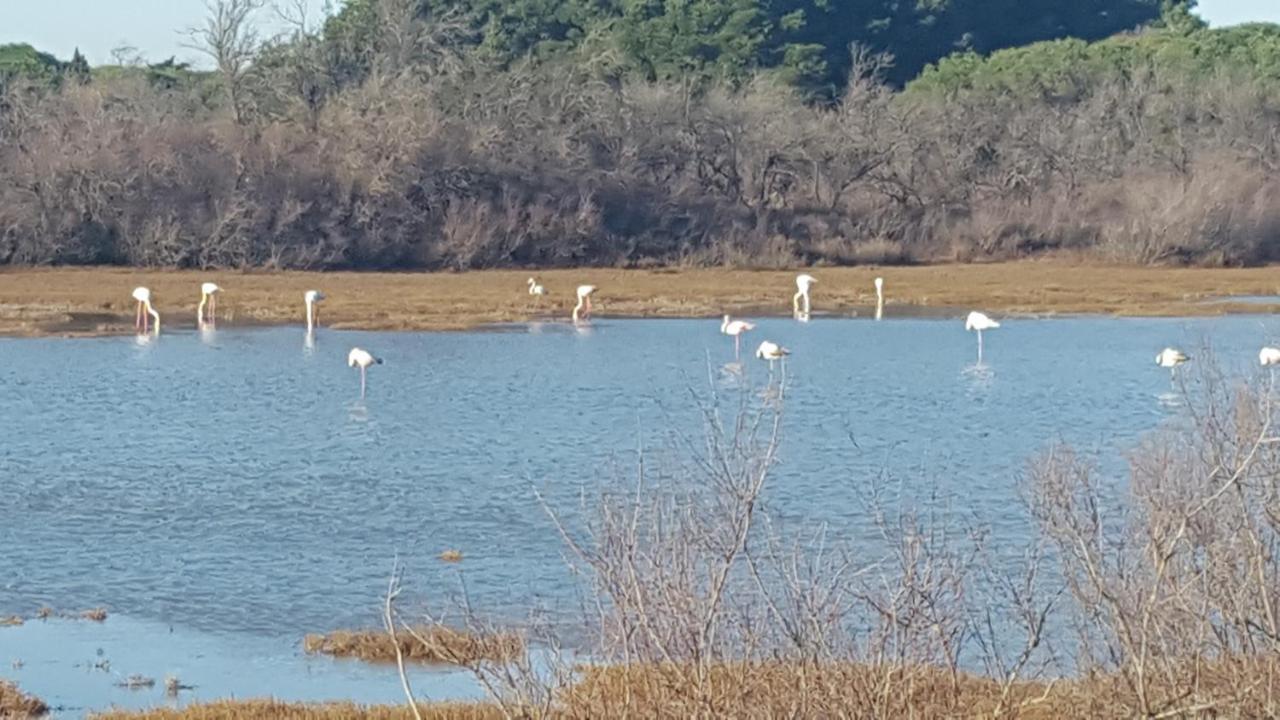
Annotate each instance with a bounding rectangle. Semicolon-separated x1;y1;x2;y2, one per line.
0;263;1277;338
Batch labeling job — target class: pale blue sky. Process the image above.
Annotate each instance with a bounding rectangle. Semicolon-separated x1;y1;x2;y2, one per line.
2;0;1279;66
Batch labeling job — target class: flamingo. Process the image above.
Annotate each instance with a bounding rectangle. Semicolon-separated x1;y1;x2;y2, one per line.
1262;347;1280;366
874;277;884;321
793;274;817;318
198;282;221;325
1156;347;1189;378
721;314;756;359
527;278;546;299
305;290;326;332
348;347;383;398
132;287;160;334
755;340;790;372
573;285;596;324
964;311;1000;362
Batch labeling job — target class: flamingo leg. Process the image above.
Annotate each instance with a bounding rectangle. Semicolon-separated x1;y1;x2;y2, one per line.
135;302;142;331
360;367;367;399
734;334;740;359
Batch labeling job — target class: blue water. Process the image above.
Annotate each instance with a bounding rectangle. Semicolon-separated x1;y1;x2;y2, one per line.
1;315;1278;712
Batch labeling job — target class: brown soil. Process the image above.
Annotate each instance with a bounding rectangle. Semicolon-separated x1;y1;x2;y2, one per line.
1;263;1276;337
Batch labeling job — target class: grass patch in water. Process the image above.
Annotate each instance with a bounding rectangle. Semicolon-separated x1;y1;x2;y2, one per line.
0;680;47;717
303;627;523;665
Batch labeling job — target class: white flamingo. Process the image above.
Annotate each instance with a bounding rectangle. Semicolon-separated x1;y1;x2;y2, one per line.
573;285;596;324
721;314;756;359
874;277;884;321
965;311;1000;362
1261;347;1280;366
755;340;790;371
1156;347;1189;378
198;282;221;325
348;347;383;398
527;278;546;300
793;274;817;318
305;290;326;332
132;287;160;334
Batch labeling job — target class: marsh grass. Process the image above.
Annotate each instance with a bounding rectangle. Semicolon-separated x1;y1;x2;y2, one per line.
88;700;502;720
303;627;523;665
1;263;1279;337
0;680;47;718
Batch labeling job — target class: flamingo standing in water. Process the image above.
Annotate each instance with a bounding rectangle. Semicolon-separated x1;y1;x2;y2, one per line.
1261;347;1280;366
305;290;326;332
965;311;999;362
721;315;756;359
348;347;383;398
874;277;884;321
573;285;596;324
132;287;160;334
198;282;221;325
793;274;817;319
1156;347;1189;378
755;340;790;372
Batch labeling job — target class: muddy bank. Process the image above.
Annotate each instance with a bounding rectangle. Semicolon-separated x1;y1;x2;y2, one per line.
0;264;1277;338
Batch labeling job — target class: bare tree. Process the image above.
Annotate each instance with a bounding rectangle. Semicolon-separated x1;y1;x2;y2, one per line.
183;0;265;124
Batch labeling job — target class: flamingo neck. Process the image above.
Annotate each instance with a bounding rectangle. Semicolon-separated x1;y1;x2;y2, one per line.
146;302;160;333
198;294;207;323
306;300;314;330
573;297;584;322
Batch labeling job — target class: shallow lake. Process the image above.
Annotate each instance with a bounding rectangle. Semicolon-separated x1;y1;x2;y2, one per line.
2;314;1278;714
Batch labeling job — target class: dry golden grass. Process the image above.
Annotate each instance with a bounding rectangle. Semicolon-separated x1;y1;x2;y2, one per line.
0;263;1277;337
0;680;47;718
89;700;502;720
303;627;523;665
78;657;1280;719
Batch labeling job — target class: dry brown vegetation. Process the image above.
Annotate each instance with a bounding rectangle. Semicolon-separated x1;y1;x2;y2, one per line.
0;680;46;718
3;14;1280;274
89;700;501;720
1;263;1278;337
304;627;523;665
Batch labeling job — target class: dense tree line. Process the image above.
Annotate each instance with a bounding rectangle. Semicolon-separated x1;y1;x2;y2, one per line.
1;0;1278;270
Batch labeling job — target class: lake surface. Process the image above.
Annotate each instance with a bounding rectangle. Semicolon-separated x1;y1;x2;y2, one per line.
2;315;1278;713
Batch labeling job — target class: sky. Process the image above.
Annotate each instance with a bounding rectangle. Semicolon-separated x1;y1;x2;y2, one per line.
2;0;1280;67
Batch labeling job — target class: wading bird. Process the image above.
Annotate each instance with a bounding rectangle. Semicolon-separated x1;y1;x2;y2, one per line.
1156;347;1189;378
132;287;160;334
1262;347;1280;366
197;282;220;325
756;340;790;371
721;315;756;359
527;278;546;299
965;311;1000;362
348;347;382;398
573;285;596;324
874;277;884;321
305;290;325;332
793;274;817;319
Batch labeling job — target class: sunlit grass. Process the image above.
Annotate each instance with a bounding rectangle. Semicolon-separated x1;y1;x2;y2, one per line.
0;680;47;718
1;263;1277;337
303;627;523;665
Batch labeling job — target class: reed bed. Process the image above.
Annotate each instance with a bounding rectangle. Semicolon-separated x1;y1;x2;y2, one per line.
303;627;523;665
0;680;47;718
